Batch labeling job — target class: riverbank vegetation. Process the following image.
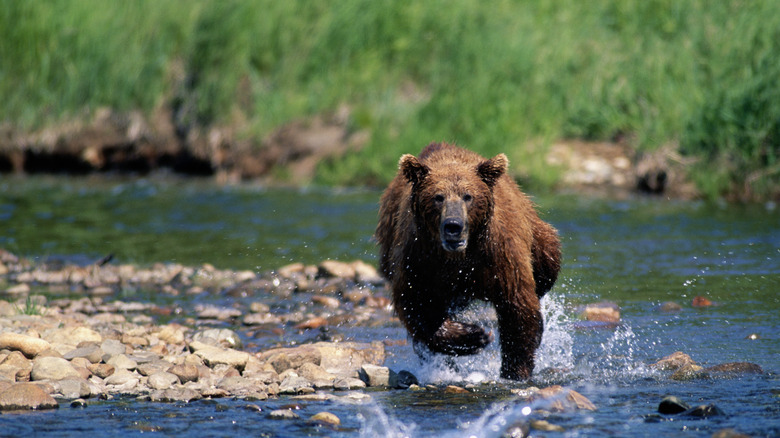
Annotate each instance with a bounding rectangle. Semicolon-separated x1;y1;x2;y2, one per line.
1;0;779;200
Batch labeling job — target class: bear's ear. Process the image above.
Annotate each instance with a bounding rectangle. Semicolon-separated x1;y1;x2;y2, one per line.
477;153;508;187
400;154;429;185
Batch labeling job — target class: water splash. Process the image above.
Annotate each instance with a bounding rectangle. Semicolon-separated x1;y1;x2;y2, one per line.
357;401;416;438
536;292;575;371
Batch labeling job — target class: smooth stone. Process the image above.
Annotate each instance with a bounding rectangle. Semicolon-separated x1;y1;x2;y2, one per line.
63;344;104;364
88;363;115;379
531;385;597;411
670;364;708;381
31;356;81;381
658;396;690;414
148;371;180;390
658;301;682;312
0;351;33;380
188;341;251;370
358;364;397;387
106;354;138;371
711;428;751;438
580;302;620;323
681;403;725;417
395;370;419;389
444;385;469;394
100;339;128;358
0;333;52;358
268;409;300;420
216;376;253;393
333;377;366;390
530;419;565;432
53;378;91;399
137;360;173;377
705;362;763;374
168;364;199;383
318;260;356;279
156;325;186;344
149;388;202;403
651;351;697;371
192;328;243;349
0;383;59;411
104;369;139;386
70;398;87;408
279;376;314;395
296;362;336;383
310;411;340;426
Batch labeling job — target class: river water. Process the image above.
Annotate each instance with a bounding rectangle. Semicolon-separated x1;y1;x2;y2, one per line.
0;175;778;437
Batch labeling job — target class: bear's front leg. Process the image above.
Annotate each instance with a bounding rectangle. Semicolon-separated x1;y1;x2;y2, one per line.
428;319;493;355
496;302;544;380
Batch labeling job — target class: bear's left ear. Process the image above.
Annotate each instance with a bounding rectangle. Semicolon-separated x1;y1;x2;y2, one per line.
477;153;508;187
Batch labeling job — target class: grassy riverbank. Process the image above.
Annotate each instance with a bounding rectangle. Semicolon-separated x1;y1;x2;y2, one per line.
2;1;779;199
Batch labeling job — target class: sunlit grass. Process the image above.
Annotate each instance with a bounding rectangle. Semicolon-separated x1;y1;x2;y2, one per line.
1;0;778;197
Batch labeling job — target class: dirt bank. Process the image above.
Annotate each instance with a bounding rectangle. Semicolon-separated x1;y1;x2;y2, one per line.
0;108;695;198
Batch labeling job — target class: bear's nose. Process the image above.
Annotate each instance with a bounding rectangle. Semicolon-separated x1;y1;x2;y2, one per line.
442;218;464;238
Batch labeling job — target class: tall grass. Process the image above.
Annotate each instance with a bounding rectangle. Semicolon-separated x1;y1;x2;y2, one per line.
1;0;779;198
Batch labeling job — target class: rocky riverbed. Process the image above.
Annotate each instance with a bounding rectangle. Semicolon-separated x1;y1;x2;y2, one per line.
0;249;766;436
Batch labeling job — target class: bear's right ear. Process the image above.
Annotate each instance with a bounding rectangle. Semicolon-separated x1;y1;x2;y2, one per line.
400;154;429;185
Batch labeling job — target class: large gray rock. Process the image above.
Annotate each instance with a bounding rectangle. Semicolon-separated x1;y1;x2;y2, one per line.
53;378;92;399
31;357;81;381
0;383;59;411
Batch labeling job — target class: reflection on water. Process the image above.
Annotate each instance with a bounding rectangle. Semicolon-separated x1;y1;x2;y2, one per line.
0;175;778;437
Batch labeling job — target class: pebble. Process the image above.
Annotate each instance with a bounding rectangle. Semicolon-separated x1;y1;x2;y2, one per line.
444;385;470;394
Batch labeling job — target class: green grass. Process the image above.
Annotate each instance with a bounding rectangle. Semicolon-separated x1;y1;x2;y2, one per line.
14;295;45;316
1;0;779;199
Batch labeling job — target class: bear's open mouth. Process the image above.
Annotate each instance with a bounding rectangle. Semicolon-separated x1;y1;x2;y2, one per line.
442;239;467;252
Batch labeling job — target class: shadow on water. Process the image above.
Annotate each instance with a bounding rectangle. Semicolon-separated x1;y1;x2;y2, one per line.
0;175;778;437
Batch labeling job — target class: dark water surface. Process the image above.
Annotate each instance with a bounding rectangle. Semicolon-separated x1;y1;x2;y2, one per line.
1;175;778;437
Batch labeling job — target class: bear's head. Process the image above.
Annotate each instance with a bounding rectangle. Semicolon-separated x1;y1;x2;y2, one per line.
399;152;508;253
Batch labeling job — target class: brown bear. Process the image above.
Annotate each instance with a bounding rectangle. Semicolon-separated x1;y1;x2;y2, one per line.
376;142;561;380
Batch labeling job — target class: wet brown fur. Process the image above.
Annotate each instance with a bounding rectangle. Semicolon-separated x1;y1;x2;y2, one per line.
376;142;561;380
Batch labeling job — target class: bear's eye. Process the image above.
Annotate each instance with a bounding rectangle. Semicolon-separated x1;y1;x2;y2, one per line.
434;194;445;203
463;194;473;202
